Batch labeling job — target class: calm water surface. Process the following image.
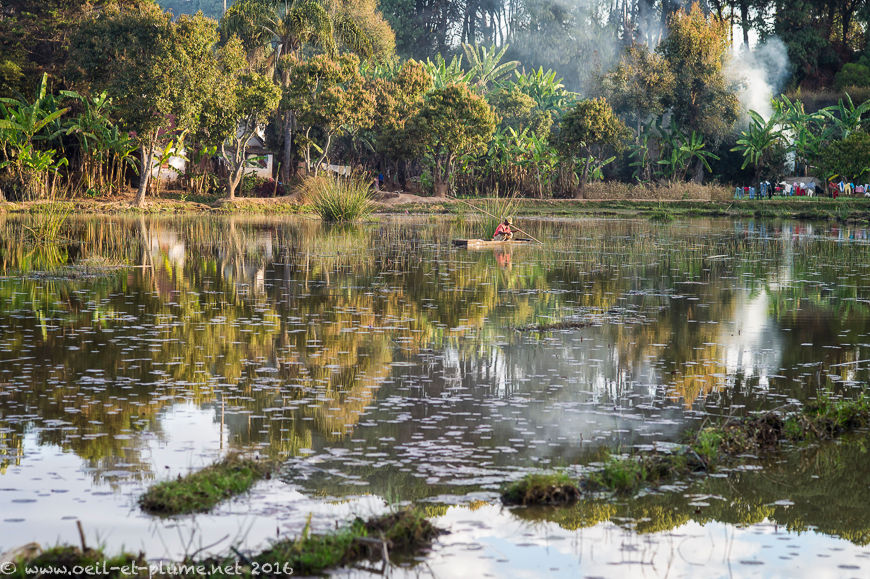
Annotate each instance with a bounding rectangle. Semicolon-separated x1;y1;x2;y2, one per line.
1;215;870;577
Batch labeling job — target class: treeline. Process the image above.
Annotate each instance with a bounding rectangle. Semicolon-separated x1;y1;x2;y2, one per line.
377;0;870;92
0;0;868;205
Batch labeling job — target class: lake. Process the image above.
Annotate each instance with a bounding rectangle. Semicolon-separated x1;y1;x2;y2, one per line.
1;215;870;577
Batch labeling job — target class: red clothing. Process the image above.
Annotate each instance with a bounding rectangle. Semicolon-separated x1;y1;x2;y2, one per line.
493;223;512;238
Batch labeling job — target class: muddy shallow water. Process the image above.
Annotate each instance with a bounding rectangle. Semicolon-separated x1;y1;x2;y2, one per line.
2;215;870;576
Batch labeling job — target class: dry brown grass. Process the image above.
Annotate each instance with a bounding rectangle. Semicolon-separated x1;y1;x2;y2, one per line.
578;182;732;201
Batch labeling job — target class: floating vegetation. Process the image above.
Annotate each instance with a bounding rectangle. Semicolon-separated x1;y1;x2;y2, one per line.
501;472;582;506
139;455;270;516
503;394;870;504
515;320;592;332
224;509;443;576
23;256;129;280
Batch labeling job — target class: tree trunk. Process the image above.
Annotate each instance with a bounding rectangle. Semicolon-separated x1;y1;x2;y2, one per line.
281;111;295;182
227;165;243;200
135;144;154;208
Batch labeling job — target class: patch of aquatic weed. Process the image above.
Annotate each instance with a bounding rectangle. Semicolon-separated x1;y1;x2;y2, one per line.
139;454;270;516
515;320;593;332
24;256;130;280
501;472;582;506
245;509;444;576
502;393;870;505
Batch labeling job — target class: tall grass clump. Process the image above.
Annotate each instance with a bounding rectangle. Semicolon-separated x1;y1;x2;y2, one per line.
303;175;374;222
479;191;520;236
25;198;71;243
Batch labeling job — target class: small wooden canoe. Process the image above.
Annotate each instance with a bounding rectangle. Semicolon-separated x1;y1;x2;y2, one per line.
452;238;535;249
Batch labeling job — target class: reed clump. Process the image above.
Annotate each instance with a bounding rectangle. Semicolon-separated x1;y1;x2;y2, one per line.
303;175;374;222
24;199;71;243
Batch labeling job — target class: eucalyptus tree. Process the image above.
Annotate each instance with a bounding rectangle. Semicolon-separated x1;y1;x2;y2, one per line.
221;0;392;180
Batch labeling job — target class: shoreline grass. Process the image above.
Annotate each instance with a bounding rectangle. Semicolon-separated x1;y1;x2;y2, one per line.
139;455;270;516
503;393;870;504
9;194;870;222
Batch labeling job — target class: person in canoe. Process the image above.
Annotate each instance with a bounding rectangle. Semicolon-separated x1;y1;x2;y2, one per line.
493;217;514;241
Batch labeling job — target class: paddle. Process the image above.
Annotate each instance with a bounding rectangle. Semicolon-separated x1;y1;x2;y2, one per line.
449;196;544;244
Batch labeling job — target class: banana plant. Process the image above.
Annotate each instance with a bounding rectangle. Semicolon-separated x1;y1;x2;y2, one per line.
628;134;652;182
423;54;474;90
773;95;826;174
731;109;784;185
462;43;519;91
510;67;574;115
0;73;69;198
819;93;870;140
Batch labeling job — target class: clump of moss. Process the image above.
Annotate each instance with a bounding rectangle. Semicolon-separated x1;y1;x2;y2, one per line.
252;509;443;576
501;472;582;505
139;455;270;516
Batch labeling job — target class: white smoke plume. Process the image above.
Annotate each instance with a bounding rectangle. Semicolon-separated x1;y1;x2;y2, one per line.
726;38;791;122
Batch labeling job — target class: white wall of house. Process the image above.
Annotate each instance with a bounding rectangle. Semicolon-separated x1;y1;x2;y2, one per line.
244;153;273;179
150;148;186;183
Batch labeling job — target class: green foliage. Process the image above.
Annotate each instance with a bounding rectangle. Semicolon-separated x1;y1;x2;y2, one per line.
305;175;375;222
69;4;220;206
510;67;574;115
22;200;72;244
693;428;724;463
836;62;870;90
139;454;269;515
254;509;441;576
406;84;496;196
7;546;146;579
558;97;627;192
283;52;373;174
816;130;870;181
590;457;648;493
0;73;70;199
479;191;521;235
501;472;581;505
461;43;519;90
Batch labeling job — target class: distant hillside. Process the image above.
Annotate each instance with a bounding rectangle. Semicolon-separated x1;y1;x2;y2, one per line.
157;0;233;19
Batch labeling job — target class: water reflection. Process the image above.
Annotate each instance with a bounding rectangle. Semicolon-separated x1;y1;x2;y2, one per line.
2;216;870;560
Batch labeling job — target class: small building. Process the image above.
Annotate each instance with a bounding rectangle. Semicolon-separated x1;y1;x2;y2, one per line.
242;132;273;180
